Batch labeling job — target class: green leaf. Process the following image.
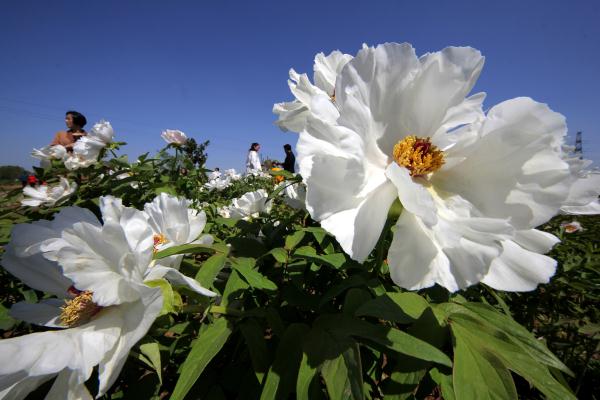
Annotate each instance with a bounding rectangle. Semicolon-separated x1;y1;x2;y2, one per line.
452;323;517;400
195;253;227;289
0;304;16;330
449;314;576;400
303;227;328;244
231;258;277;291
428;368;455;400
154;185;177;195
145;279;182;315
229;237;267;258
240;319;271;383
355;292;429;323
153;243;215;259
293;246;346;269
461;302;571;374
319;275;368;307
343;288;373;315
285;231;306;250
260;323;310;400
316;314;452;367
139;341;163;384
171;318;233;400
321;342;365;400
268;248;288;264
221;270;249;307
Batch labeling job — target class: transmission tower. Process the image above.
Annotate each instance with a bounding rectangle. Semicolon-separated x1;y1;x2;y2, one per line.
574;131;583;159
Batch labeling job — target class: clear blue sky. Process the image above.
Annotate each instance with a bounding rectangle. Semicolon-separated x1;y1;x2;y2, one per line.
1;0;599;172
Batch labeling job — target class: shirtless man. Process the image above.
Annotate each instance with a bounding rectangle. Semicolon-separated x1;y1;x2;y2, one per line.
51;111;87;151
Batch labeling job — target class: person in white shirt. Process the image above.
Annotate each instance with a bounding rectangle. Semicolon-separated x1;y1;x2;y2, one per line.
246;142;262;173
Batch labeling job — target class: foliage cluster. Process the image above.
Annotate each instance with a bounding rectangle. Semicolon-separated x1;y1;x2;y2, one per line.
0;140;597;400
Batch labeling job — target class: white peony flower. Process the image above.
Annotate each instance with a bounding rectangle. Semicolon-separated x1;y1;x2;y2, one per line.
21;177;77;207
226;189;272;220
204;177;231;191
274;50;353;132
559;153;600;214
280;42;597;292
207;170;222;180
161;129;188;145
89;120;115;144
217;206;232;218
0;198;216;398
223;168;242;180
276;182;307;210
31;145;68;168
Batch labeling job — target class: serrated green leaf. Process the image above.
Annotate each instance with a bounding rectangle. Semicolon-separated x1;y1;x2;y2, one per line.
260;323;310;400
355;292;429;323
171;318;233;400
231;258;277;291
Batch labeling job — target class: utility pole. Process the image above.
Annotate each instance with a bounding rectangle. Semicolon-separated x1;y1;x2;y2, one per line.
574;131;583;159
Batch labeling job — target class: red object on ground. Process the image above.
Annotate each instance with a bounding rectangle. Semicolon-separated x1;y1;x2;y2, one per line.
27;175;38;185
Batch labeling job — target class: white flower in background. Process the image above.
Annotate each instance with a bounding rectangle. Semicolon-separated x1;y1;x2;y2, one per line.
21;177;77;207
276;181;307;210
115;171;139;189
224;168;242;180
72;120;114;161
246;169;271;178
31;144;68;168
161;129;188;145
280;42;600;293
561;220;583;233
559;153;600;214
226;189;272;220
0;198;216;398
204;177;231;191
217;205;232;218
207;170;222;180
273;50;353;132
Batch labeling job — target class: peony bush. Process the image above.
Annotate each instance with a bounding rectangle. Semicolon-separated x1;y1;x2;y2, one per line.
1;43;599;399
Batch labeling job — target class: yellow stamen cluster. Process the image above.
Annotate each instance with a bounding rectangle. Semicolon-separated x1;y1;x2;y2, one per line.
153;233;169;252
60;291;100;327
393;136;444;176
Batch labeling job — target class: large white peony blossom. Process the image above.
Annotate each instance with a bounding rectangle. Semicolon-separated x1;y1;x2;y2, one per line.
204;177;232;191
0;197;215;398
276;42;599;292
222;189;272;220
21;177;77;207
273;50;353;132
31;145;68;168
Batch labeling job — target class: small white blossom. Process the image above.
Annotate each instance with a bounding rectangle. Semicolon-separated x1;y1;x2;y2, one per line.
161;129;188;145
21;177;77;207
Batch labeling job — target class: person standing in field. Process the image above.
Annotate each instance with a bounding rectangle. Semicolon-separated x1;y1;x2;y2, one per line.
282;143;295;173
51;111;87;151
246;142;262;172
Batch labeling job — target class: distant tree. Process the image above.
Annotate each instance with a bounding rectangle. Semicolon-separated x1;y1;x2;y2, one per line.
0;165;27;181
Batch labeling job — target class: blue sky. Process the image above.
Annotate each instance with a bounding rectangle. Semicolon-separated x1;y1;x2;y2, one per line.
1;0;599;172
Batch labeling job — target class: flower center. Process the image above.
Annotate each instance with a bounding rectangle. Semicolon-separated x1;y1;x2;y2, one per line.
60;289;101;327
392;136;444;176
153;233;169;252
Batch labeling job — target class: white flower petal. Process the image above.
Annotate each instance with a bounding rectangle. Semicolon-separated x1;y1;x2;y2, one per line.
321;181;397;262
97;286;162;396
385;163;437;226
145;265;216;297
434;97;570;229
481;240;557;291
10;299;64;328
